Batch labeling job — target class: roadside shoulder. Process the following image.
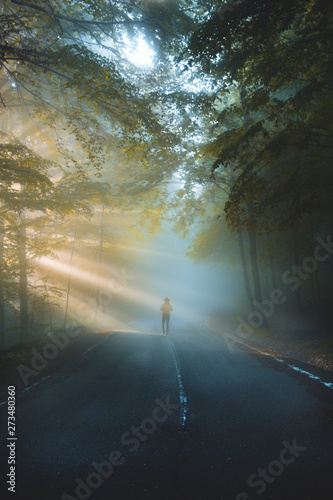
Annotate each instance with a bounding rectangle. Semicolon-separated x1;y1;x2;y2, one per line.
0;329;113;400
206;317;333;373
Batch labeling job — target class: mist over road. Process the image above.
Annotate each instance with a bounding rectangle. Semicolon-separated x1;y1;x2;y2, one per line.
1;318;332;500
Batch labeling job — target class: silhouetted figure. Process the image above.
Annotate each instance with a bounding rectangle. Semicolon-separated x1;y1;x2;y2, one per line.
160;298;173;335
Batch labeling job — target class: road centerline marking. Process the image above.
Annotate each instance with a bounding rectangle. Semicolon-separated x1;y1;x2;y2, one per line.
82;344;98;356
169;339;188;427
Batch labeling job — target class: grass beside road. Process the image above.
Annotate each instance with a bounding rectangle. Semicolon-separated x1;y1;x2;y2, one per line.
0;329;113;400
208;313;333;372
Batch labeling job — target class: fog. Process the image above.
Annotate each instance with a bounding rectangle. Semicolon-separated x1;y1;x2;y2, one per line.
125;223;246;331
1;0;332;355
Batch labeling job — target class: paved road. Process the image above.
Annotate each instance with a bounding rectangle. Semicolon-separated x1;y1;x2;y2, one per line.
0;317;332;500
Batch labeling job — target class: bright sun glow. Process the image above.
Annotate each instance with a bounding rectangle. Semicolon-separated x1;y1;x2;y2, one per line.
122;35;155;68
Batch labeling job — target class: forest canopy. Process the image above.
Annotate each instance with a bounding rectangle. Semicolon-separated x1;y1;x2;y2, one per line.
0;0;332;348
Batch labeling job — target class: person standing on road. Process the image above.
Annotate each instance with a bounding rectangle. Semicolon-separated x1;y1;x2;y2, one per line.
160;298;173;335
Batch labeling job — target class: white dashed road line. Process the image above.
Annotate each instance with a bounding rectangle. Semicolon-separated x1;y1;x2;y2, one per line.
169;338;189;427
22;375;51;393
205;319;333;390
82;344;98;356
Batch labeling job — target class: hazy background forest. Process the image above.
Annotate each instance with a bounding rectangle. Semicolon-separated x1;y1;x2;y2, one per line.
0;0;332;350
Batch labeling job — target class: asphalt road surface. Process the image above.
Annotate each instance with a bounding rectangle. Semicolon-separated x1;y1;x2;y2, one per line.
0;317;332;500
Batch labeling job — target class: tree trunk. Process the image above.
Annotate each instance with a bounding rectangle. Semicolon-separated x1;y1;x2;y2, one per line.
46;286;53;331
95;207;104;320
267;234;277;289
238;232;253;309
247;202;262;303
292;228;301;310
249;228;262;303
30;296;35;339
19;213;29;343
64;224;76;329
269;254;277;290
0;219;5;350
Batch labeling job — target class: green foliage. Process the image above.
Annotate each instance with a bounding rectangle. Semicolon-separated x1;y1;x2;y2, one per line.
1;0;332;342
179;0;332;235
